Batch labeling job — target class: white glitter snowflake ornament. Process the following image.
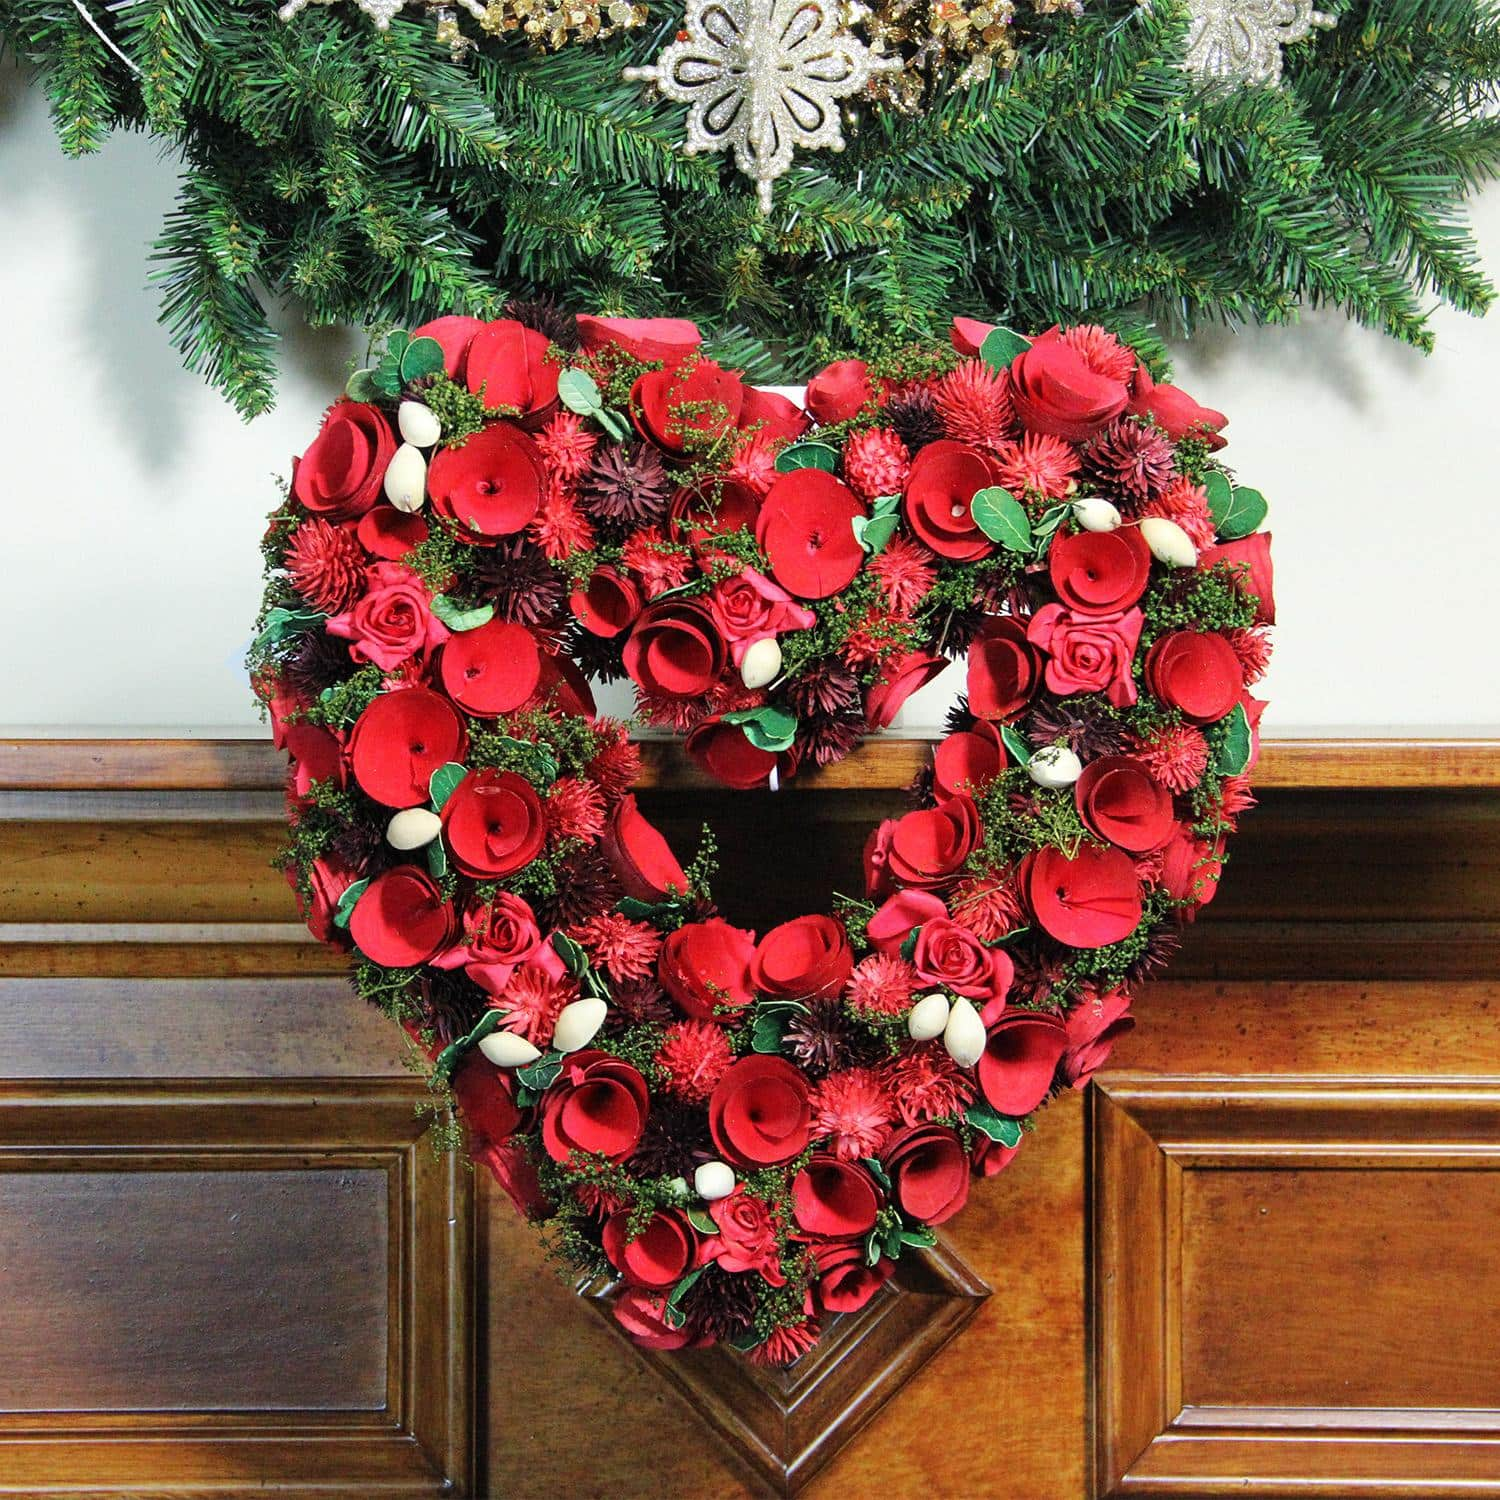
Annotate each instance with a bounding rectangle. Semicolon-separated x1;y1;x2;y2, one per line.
1184;0;1335;87
625;0;901;211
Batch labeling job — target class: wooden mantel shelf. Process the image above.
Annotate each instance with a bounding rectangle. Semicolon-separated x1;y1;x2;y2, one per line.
1;735;1498;793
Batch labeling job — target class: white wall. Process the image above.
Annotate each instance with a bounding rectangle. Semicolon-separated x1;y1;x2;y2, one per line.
2;58;1496;735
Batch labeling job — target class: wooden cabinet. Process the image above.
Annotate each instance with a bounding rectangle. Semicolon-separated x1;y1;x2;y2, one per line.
0;738;1495;1498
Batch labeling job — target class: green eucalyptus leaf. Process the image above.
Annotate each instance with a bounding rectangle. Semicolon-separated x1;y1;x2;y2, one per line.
971;486;1032;552
1214;702;1253;775
979;327;1032;370
1203;470;1233;527
862;1156;892;1193
551;931;591;978
899;1225;938;1249
1215;485;1268;541
1031;503;1069;556
431;1008;502;1083
999;723;1033;766
596;408;630;441
425;838;447;879
557;367;603;415
857;512;901;556
722;703;798;754
345;367;379;403
515;1050;565;1092
430;593;495;632
253;605;324;650
965;1100;1024;1146
428;762;467;811
332;876;370;930
774;440;840;474
385;330;410;359
399;335;446;384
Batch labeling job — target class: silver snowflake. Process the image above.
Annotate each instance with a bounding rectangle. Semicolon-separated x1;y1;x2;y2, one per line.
625;0;901;212
1184;0;1335;87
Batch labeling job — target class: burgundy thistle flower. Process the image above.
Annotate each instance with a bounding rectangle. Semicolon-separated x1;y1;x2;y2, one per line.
1025;698;1129;760
285;518;365;613
884;385;945;453
281;631;355;699
472;537;568;628
679;1262;758;1342
783;997;867;1077
580;442;672;527
796;710;866;769
784;660;862;719
934;359;1014;447
1124;923;1182;985
535;848;620;928
1086;419;1176;503
629;1095;713;1178
606;976;676;1030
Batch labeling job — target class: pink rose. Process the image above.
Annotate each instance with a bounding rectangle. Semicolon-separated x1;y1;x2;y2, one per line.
707;567;816;665
1026;604;1143;707
326;562;449;670
912;917;1013;1009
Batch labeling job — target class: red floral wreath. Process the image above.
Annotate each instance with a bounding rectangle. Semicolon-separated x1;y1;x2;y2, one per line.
253;306;1273;1363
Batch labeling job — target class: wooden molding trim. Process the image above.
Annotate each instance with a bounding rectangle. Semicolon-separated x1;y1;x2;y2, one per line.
1090;1075;1500;1498
2;734;1499;792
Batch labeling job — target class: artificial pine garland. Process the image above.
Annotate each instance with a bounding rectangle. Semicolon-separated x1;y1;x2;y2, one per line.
4;0;1499;415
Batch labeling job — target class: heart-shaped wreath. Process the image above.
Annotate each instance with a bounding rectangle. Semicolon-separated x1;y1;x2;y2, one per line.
253;307;1273;1363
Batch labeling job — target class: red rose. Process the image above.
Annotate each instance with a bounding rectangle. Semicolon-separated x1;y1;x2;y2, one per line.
1074;756;1175;852
866;650;947;730
632;358;746;456
1202;532;1275;624
885;795;982;890
1027;844;1142;948
880;1123;969;1225
755;470;866;599
685;717;788;790
349;865;456;967
576;314;702;366
912;917;1013;1007
326;562;449;671
438;618;543;716
356;505;428;560
1061;990;1133;1088
408;315;485;380
1161;824;1223;910
604;795;689;902
804;358;876;425
902;440;1002;561
751;914;854;1000
540;1048;650;1162
428;422;545;539
623;599;727;698
348;687;467;808
570;567;642;638
708;568;815;662
977;1010;1068;1115
1049;526;1152;617
670;478;762;548
602;1209;698;1290
932;722;1007;801
709;1055;812;1167
813;1239;894;1314
659;917;757;1022
440;768;547;878
1128;366;1227;450
792;1155;881;1238
740;386;810;444
465;318;559;419
1027;604;1143;707
614;1288;706;1350
710;1186;786;1285
292;400;396;521
439;891;543;994
866;890;947;953
950;316;998;358
1144;631;1244;724
966;618;1042;722
1008;328;1130;440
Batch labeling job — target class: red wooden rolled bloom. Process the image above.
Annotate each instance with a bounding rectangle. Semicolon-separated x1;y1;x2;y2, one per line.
438;618;543;715
428;421;546;539
966;618;1042;722
602;1209;698;1290
465;318;559;419
348;688;467;809
1027;844;1143;948
901;440;1000;562
755;469;867;599
348;865;455;968
977;1010;1069;1116
751;914;853;1000
792;1155;881;1239
541;1050;650;1163
439;768;547;879
880;1124;969;1225
709;1055;812;1167
1074;755;1176;852
622;599;727;699
1048;526;1152;618
1144;630;1244;725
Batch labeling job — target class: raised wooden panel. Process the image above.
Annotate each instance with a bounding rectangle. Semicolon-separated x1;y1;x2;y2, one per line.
1091;1077;1500;1498
0;1083;472;1497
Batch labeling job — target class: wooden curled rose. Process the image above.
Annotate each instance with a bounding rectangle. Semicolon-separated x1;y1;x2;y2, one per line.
252;308;1272;1364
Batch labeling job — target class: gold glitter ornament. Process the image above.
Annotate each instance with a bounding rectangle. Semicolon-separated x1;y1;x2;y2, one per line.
278;0;645;53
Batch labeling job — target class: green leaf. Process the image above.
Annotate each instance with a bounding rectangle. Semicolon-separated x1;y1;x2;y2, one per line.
899;1225;937;1250
1203;470;1233;527
686;1206;717;1235
425;838;448;879
863;1227;884;1267
1214;702;1253;775
871;493;902;518
372;355;404;399
515;1050;565;1092
253;605;324;651
492;735;559;786
432;1008;502;1083
970;487;1032;552
722;704;798;754
751;1009;789;1054
595;408;629;441
551;930;591;978
400;336;446;384
663;1265;706;1327
430;593;495;632
979;327;1032;370
345;367;379;403
862;1156;892;1193
1215;485;1268;541
557;367;603;415
898;926;920;961
774;441;840;474
999;723;1033;766
1031;503;1069;556
385;330;410;360
332;876;369;930
428;763;467;811
965;1100;1023;1146
854;512;901;556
